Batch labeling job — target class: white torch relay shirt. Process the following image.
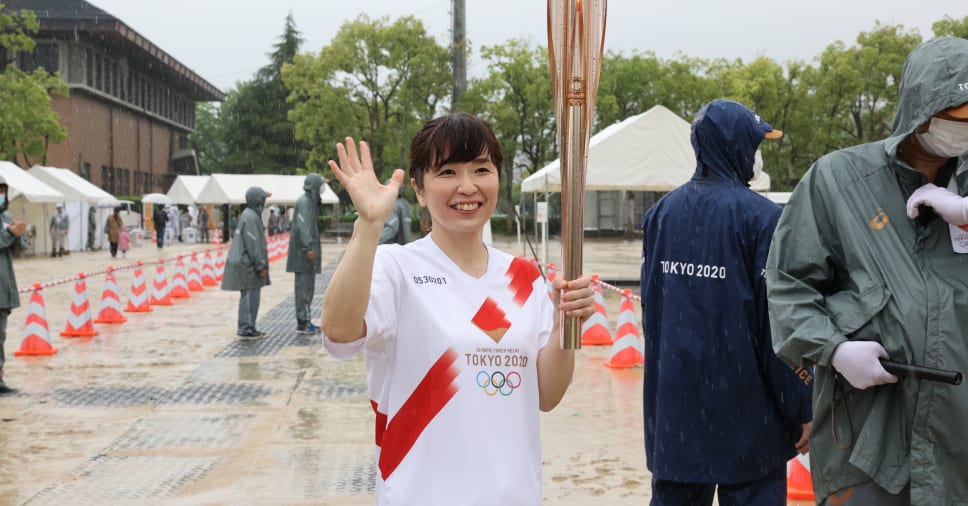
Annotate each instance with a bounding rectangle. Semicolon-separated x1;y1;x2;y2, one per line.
324;234;554;506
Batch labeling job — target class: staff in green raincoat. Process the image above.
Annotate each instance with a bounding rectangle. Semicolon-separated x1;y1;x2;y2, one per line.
286;173;324;335
0;175;27;395
767;37;968;505
221;187;271;339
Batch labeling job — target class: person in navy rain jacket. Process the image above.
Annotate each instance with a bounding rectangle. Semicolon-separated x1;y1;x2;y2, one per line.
640;99;813;506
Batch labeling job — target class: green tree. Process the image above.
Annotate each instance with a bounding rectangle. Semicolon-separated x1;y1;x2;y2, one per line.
596;51;663;128
932;15;968;38
189;102;227;174
0;5;67;166
459;40;556;228
816;25;919;147
220;12;306;173
283;14;451;182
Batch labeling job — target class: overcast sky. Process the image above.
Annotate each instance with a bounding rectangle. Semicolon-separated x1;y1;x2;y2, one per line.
87;0;963;92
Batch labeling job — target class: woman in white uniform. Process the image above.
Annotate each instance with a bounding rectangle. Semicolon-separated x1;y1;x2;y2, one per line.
322;113;596;506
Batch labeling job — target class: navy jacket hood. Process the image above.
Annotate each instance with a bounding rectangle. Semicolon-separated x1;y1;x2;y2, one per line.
691;99;776;186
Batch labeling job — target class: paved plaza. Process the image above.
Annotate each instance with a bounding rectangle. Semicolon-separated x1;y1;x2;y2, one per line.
0;235;656;505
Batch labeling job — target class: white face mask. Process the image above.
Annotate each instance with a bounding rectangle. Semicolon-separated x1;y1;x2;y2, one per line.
916;117;968;158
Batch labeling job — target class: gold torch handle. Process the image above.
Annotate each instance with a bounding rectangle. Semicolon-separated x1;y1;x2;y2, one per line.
548;0;607;349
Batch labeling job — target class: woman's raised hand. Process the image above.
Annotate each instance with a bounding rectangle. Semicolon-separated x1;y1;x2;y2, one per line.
328;137;405;225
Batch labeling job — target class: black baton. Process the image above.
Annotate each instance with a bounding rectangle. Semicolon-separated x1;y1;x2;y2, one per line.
880;360;963;385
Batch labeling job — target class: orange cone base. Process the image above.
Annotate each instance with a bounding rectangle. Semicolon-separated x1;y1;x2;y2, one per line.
581;327;613;346
95;314;127;324
14;336;58;356
202;279;217;286
604;350;645;369
169;292;190;299
787;458;815;501
60;329;98;338
124;306;153;313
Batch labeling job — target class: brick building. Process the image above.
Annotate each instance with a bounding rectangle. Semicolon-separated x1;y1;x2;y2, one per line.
2;0;223;195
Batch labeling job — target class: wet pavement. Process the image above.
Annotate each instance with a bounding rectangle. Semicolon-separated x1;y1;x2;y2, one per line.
0;234;802;505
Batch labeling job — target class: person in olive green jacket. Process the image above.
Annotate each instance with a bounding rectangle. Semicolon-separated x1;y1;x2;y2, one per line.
286;173;324;335
0;175;27;395
767;37;968;506
221;187;271;339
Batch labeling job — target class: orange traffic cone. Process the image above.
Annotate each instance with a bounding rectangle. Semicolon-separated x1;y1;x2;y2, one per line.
267;236;278;262
14;284;58;356
94;267;127;323
125;261;153;313
201;249;217;286
605;289;645;368
214;248;225;280
280;232;289;258
787;454;815;502
60;272;99;337
169;255;191;298
149;259;173;306
186;252;204;291
581;275;613;346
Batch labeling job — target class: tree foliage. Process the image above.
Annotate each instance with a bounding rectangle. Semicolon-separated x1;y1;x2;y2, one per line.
196;13;968;196
933;16;968;38
191;102;226;174
214;12;307;174
0;5;67;166
283;14;452;182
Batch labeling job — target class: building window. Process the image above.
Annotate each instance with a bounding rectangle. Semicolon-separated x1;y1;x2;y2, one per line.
111;62;118;97
85;48;94;86
94;54;103;91
79;162;91;180
19;42;59;73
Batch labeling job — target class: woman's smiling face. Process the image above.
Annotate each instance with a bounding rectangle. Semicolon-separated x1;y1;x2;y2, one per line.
414;154;500;237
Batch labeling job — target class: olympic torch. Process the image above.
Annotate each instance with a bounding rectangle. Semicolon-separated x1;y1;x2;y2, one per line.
547;0;607;349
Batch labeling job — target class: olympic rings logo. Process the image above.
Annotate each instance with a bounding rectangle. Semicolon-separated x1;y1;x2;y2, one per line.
476;370;522;397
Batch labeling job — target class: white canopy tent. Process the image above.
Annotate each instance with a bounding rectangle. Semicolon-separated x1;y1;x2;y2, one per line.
195;174;339;205
28;165;117;251
0;161;65;256
166;175;210;205
521;105;771;193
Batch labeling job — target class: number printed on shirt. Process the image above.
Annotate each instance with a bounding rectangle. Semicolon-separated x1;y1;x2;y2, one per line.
412;274;448;285
659;260;726;279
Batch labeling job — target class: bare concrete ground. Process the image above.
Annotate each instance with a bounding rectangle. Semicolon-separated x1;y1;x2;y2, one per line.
0;235;808;505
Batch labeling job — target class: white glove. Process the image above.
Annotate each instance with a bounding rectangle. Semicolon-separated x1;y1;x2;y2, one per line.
906;183;968;225
831;341;898;390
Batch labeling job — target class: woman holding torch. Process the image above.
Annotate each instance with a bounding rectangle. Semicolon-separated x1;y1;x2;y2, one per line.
321;113;595;505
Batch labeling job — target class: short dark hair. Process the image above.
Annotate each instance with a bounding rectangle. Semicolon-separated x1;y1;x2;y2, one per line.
409;112;503;189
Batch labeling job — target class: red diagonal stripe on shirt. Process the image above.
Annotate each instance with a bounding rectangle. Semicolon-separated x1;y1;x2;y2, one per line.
378;348;460;480
505;257;540;306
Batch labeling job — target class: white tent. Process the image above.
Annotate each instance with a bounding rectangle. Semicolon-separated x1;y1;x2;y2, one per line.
166;175;210;205
521;105;771;193
0;161;65;256
195;174;339;205
28;165;116;251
